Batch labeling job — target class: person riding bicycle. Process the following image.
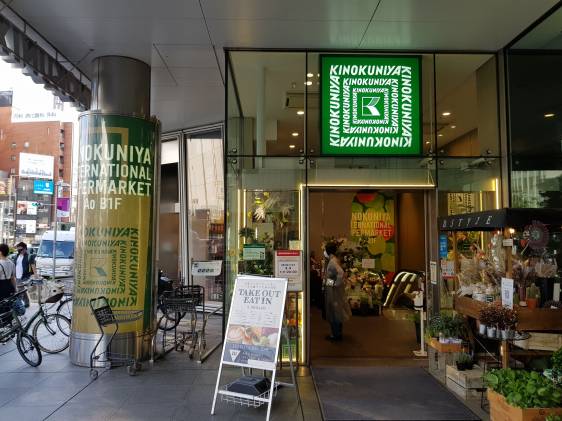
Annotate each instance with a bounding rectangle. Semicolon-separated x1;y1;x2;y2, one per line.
12;242;35;307
0;243;17;314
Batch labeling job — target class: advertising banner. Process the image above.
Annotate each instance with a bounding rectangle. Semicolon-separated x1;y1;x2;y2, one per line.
350;191;396;273
16;219;36;234
321;55;421;155
274;250;302;292
33;180;54;195
56;197;70;218
72;113;158;334
223;275;287;370
17;200;38;215
501;277;514;309
19;153;54;179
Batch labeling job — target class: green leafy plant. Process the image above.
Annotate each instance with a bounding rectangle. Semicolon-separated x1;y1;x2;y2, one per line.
552;347;562;372
427;313;465;339
485;368;562;408
546;414;562;421
456;353;474;370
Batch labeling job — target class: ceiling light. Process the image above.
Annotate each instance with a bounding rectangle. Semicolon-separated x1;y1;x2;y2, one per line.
450;125;456;129
425;141;431;145
297;110;304;115
544;113;555;118
442;111;451;117
438;134;443;137
305;81;312;86
289;144;296;149
306;73;313;78
292;132;299;137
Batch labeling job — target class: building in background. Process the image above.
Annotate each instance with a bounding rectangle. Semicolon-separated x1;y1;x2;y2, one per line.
0;72;76;245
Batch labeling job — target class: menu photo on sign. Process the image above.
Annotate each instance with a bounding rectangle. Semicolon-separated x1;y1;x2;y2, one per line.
223;276;287;370
274;250;302;292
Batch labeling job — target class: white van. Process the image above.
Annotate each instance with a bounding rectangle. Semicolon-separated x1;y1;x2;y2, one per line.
36;228;75;278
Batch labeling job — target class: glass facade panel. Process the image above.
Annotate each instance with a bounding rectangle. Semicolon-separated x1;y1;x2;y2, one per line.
187;130;224;304
507;6;562;208
225;157;306;361
227;52;306;156
435;54;499;156
226;50;505;364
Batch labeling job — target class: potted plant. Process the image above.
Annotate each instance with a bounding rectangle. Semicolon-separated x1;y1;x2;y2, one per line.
526;283;540;309
485;368;562;421
407;311;421;344
498;307;518;340
479;304;499;338
456;352;474;371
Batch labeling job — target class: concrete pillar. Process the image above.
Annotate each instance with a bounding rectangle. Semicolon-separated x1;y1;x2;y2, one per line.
70;56;160;367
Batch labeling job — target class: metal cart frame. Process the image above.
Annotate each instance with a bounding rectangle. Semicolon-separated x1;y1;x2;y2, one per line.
89;296;144;379
159;285;206;359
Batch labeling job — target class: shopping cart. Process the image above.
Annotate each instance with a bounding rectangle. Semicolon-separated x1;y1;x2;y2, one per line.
89;296;144;379
159;285;205;359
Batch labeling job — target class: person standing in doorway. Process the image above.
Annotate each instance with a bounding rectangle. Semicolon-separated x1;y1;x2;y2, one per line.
12;242;35;307
323;242;351;341
0;243;17;314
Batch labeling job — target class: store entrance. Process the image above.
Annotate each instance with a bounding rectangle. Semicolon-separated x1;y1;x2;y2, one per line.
309;189;427;364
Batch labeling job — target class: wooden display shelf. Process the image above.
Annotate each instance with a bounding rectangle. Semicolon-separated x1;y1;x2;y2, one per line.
428;338;463;353
454;296;562;332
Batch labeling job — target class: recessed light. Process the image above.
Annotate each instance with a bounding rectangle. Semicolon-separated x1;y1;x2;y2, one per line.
306;73;313;78
297;110;304;115
305;81;312;86
544;113;555;118
292;132;299;137
450;125;456;129
438;134;443;137
289;144;296;149
442;111;451;117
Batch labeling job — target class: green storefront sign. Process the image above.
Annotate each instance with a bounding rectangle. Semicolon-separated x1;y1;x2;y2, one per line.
321;55;422;155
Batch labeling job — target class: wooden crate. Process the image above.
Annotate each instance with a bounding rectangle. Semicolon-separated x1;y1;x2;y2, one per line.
446;377;482;400
488;389;562;421
428;338;463;353
446;364;484;389
513;332;562;352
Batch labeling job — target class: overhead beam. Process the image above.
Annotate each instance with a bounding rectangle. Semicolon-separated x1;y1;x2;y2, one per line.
0;13;91;110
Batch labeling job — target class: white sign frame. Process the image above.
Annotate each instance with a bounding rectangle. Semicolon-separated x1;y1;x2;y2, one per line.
274;250;302;292
501;277;514;309
191;260;222;277
19;153;54;180
211;275;292;421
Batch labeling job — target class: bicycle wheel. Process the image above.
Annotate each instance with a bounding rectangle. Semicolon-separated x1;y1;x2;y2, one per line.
57;298;73;320
16;332;42;367
32;314;71;354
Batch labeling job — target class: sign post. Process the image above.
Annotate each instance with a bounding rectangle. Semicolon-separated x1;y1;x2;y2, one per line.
211;275;300;421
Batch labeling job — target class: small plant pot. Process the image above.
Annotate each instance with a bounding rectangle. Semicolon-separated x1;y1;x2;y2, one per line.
478;323;487;336
455;361;474;371
495;327;502;339
487;326;497;338
526;298;538;309
500;329;509;340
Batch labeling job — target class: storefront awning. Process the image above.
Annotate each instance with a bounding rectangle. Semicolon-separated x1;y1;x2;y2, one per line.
438;208;562;231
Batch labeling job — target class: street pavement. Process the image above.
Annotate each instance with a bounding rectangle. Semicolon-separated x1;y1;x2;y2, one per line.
0;309;321;421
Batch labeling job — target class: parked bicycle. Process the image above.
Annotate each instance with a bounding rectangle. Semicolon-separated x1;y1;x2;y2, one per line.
23;278;71;354
0;290;42;366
